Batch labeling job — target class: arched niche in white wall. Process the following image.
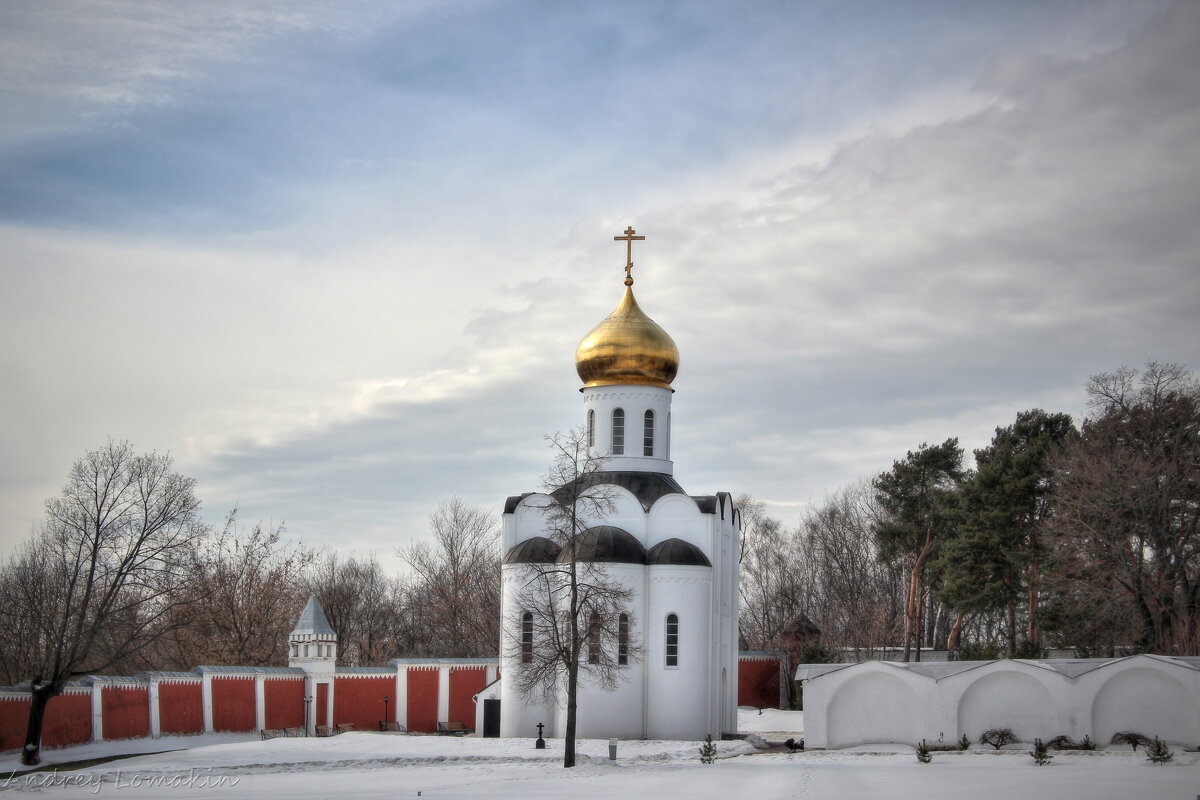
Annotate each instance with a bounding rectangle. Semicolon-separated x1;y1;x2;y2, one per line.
646;495;705;552
1092;667;1200;746
827;670;920;748
957;669;1056;742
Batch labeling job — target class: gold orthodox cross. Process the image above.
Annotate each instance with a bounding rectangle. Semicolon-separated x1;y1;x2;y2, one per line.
614;226;645;284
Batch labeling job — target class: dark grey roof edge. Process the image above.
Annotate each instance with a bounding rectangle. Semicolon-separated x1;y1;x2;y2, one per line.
388;658;498;666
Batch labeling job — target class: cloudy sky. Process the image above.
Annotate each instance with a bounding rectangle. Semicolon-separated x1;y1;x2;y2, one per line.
2;0;1197;568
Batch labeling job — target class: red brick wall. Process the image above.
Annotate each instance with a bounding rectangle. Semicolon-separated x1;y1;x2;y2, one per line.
211;677;256;732
738;658;780;708
333;677;392;731
316;683;328;727
264;679;304;729
159;682;202;734
101;687;149;740
448;668;488;729
406;669;439;733
0;697;31;751
43;692;92;748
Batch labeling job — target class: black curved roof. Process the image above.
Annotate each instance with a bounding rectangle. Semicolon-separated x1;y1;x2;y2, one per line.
551;471;686;511
646;538;712;567
558;525;647;564
503;536;562;565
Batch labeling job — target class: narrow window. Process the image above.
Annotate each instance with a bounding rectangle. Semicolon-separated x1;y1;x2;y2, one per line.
588;611;601;665
643;410;655;456
665;614;679;667
521;611;534;663
666;412;671;459
612;408;625;454
304;644;310;657
587;409;595;448
291;644;298;657
618;614;629;666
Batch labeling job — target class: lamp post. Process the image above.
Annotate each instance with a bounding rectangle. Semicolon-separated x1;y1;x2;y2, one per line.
383;695;390;731
304;695;313;737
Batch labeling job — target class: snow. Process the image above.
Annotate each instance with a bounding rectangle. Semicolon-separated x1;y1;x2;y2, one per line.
735;706;803;736
1;717;1196;799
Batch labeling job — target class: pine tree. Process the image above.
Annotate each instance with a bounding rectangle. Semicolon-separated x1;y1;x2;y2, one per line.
700;734;717;764
915;739;932;763
1029;738;1053;766
1146;737;1173;765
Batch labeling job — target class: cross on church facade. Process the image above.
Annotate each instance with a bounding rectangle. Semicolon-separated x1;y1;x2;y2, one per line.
614;226;645;285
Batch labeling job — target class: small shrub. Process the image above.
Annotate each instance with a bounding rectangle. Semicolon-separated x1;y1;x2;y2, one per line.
959;733;970;750
1111;731;1152;751
916;739;932;764
1078;735;1096;751
1029;738;1053;766
699;734;717;765
980;728;1019;750
1145;736;1173;765
1046;735;1077;750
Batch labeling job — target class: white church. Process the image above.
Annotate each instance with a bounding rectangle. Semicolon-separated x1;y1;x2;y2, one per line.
491;229;741;741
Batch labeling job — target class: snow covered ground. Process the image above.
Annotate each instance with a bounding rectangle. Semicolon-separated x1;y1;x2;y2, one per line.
1;712;1195;799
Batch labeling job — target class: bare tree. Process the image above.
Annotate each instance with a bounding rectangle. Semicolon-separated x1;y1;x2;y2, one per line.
165;511;313;667
10;440;204;765
505;428;639;768
307;552;406;666
1042;362;1200;655
399;498;500;657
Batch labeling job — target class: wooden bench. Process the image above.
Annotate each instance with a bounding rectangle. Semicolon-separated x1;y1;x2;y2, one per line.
284;727;305;738
437;721;471;736
379;721;406;732
335;722;356;735
315;725;332;737
260;729;283;741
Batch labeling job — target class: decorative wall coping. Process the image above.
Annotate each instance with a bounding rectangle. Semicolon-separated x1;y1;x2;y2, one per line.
796;653;1200;684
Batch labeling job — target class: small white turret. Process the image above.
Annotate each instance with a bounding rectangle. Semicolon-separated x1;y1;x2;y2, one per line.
288;595;337;676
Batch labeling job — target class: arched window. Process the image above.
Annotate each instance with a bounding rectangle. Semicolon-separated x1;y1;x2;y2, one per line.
643;410;655;456
666;412;671;459
588;611;601;665
587;409;595;448
665;613;679;667
612;408;625;454
521;611;534;663
618;614;629;665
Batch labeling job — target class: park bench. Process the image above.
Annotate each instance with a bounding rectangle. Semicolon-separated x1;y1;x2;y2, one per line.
284;727;305;737
379;721;406;732
315;724;332;737
437;721;471;736
335;722;356;735
260;729;283;740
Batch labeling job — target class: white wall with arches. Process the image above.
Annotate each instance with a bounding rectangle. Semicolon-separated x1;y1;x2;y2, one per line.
800;654;1200;749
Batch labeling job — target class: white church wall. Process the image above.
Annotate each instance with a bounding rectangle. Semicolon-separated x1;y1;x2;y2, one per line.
584;487;648;541
508;494;554;549
560;563;646;740
582;386;674;474
646;495;707;554
646;567;713;740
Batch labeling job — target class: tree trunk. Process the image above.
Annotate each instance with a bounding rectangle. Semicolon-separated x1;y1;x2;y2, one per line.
947;612;964;660
22;680;65;766
564;659;578;768
1026;561;1040;645
1006;597;1017;658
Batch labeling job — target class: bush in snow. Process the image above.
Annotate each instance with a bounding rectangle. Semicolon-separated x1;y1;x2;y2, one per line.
1145;737;1173;765
1111;731;1152;751
1029;738;1053;766
699;734;717;765
1046;735;1077;750
959;734;970;750
916;740;932;763
980;729;1018;749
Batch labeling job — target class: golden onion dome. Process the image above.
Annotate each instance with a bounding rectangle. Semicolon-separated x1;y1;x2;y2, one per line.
575;284;679;390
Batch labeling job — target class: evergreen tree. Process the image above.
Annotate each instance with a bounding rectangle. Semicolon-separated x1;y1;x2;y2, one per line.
874;439;966;661
938;411;1077;656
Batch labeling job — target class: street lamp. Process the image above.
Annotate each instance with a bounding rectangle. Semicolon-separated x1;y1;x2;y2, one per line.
304;695;313;737
383;695;390;731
